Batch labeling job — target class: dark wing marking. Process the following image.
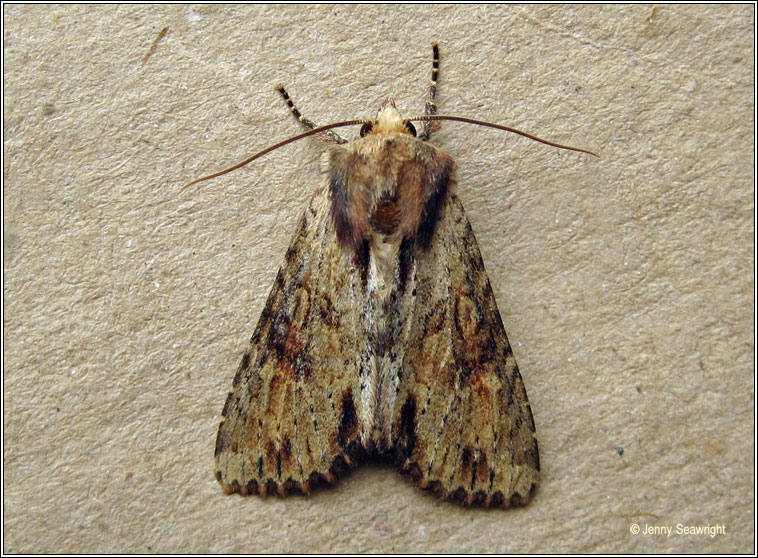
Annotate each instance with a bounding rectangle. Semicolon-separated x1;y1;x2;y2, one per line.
214;186;375;496
384;193;540;507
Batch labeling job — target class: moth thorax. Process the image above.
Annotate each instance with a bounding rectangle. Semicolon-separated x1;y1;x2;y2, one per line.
370;191;401;235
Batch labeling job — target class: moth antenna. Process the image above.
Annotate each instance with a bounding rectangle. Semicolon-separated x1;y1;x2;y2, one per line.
182;119;367;190
408;115;599;157
183;114;597;191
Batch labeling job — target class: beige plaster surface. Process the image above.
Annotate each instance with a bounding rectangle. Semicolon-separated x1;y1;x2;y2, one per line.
3;4;754;553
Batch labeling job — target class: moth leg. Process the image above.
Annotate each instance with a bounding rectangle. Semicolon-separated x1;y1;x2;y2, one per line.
418;42;440;141
276;84;347;144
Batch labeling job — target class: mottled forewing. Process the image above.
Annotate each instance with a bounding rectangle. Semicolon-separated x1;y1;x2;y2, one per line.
215;186;371;496
387;194;539;507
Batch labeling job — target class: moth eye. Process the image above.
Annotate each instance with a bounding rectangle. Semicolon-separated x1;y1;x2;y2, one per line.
360;122;374;137
404;121;417;137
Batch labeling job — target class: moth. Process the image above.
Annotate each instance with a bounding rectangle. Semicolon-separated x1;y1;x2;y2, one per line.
186;43;595;507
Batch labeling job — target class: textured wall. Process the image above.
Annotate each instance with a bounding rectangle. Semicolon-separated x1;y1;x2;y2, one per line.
3;4;753;553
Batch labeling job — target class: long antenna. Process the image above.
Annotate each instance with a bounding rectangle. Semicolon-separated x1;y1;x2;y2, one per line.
409;115;599;157
182;116;597;190
181;119;365;190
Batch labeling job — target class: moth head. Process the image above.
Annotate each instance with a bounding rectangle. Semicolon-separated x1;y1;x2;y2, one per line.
360;98;417;138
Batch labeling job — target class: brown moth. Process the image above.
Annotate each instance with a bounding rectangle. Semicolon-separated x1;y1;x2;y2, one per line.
189;43;596;507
